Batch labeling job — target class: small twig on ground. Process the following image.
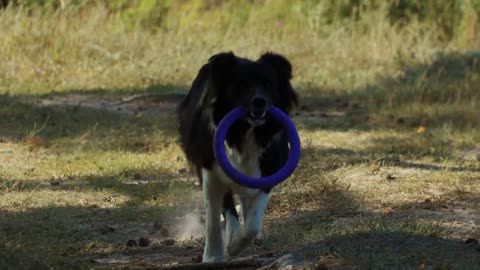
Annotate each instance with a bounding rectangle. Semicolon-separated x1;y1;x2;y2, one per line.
116;92;186;105
145;257;276;270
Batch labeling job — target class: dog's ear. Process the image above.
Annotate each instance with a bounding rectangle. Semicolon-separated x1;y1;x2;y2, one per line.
258;52;298;113
188;52;237;108
258;52;292;79
208;51;237;90
196;52;237;106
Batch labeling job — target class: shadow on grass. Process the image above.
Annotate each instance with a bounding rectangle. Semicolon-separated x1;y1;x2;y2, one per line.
297;51;480;132
294;229;480;269
265;188;480;269
0;204;185;269
0;244;48;270
300;145;480;175
0;84;187;152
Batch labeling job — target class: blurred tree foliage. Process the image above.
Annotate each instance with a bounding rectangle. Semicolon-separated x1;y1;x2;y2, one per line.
1;0;479;41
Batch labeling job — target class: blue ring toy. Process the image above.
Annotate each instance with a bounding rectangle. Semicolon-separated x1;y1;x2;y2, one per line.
214;106;301;189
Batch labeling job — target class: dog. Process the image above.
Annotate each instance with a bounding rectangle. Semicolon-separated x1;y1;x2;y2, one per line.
177;51;298;262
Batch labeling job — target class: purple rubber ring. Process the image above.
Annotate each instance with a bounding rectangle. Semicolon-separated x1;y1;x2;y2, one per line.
214;106;301;189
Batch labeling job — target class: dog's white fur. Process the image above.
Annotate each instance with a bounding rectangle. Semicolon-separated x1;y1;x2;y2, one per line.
202;126;275;262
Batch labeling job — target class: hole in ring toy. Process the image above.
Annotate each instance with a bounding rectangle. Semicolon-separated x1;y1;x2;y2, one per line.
214;106;301;189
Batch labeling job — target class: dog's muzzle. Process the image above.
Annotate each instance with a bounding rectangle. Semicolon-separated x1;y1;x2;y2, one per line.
248;97;269;125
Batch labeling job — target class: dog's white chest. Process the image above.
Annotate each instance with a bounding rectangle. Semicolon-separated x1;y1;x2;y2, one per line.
217;128;262;192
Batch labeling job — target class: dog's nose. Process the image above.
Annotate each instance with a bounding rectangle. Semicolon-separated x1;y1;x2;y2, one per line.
250;97;267;117
250;97;266;110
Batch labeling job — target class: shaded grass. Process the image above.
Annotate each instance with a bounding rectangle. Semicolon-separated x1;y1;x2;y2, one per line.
267;221;480;269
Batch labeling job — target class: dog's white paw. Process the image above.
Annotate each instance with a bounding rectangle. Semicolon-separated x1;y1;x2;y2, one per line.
203;244;225;262
202;254;224;263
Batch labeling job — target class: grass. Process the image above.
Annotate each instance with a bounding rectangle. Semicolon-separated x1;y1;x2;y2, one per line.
1;1;480;269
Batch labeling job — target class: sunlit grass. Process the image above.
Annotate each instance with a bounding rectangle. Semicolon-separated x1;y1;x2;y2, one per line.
1;2;479;94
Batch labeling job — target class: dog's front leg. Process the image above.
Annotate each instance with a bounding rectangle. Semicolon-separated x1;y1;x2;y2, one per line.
202;168;226;262
227;190;269;256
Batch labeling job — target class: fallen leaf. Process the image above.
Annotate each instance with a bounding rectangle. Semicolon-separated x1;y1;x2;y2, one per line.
417;126;426;134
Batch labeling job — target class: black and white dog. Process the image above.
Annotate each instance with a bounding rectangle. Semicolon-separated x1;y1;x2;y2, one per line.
177;52;298;262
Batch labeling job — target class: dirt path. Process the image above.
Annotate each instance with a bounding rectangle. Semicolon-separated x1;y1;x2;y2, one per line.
37;92;185;116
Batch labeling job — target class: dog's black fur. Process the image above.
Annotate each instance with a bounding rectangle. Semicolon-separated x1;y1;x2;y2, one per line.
177;51;297;177
177;51;297;261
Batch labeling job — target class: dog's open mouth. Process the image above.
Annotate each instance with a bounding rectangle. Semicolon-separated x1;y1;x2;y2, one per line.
248;111;267;126
250;111;266;119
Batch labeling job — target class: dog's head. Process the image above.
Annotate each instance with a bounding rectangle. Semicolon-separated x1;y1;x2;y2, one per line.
202;52;298;126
